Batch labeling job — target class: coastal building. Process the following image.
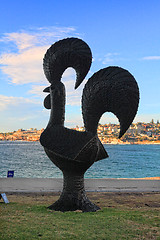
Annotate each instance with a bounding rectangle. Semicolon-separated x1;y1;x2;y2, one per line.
0;122;160;144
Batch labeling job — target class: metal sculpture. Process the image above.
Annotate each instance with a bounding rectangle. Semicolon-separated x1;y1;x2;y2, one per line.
40;38;139;212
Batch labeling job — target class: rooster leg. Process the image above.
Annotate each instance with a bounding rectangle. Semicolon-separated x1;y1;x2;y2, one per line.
48;172;100;212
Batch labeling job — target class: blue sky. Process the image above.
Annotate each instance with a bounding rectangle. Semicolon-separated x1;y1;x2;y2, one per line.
0;0;160;132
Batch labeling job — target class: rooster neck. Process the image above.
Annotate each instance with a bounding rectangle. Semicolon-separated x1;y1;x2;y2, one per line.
47;83;66;127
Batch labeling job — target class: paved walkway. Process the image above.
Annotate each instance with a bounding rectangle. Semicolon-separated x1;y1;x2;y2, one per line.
0;178;160;193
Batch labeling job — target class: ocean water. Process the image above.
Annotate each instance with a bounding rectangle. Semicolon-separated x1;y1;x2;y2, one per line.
0;141;159;178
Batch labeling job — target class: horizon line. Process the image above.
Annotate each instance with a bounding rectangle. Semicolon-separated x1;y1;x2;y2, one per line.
0;120;159;134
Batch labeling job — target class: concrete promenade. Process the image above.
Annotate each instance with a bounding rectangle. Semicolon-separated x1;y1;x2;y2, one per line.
0;178;160;193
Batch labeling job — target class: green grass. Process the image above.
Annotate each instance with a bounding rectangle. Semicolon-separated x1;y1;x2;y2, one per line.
0;195;160;240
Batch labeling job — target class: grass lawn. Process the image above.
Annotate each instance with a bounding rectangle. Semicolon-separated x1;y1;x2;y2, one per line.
0;192;160;240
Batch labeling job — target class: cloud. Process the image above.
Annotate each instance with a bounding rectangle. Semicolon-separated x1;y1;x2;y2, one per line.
0;95;40;111
9;115;39;122
28;85;47;97
0;27;77;85
134;114;160;123
0;32;37;51
62;68;86;106
0;27;76;51
65;115;83;128
102;53;121;64
28;68;85;106
0;46;47;84
142;56;160;60
0;27;87;110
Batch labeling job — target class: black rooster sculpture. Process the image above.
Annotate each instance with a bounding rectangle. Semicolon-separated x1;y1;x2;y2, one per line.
40;38;139;212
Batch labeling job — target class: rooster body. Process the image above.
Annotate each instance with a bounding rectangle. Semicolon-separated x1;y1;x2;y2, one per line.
40;38;139;212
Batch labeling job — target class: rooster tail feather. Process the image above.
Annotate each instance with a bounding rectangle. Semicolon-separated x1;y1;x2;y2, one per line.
82;66;139;138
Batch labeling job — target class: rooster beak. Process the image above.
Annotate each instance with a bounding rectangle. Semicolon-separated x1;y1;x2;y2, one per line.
43;86;50;92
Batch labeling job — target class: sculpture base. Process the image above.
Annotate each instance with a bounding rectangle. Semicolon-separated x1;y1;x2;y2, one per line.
48;173;100;212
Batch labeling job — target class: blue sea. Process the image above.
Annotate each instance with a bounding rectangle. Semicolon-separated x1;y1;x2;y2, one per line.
0;141;159;178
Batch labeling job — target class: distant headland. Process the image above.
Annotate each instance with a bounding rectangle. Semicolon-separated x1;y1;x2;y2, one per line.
0;121;160;144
